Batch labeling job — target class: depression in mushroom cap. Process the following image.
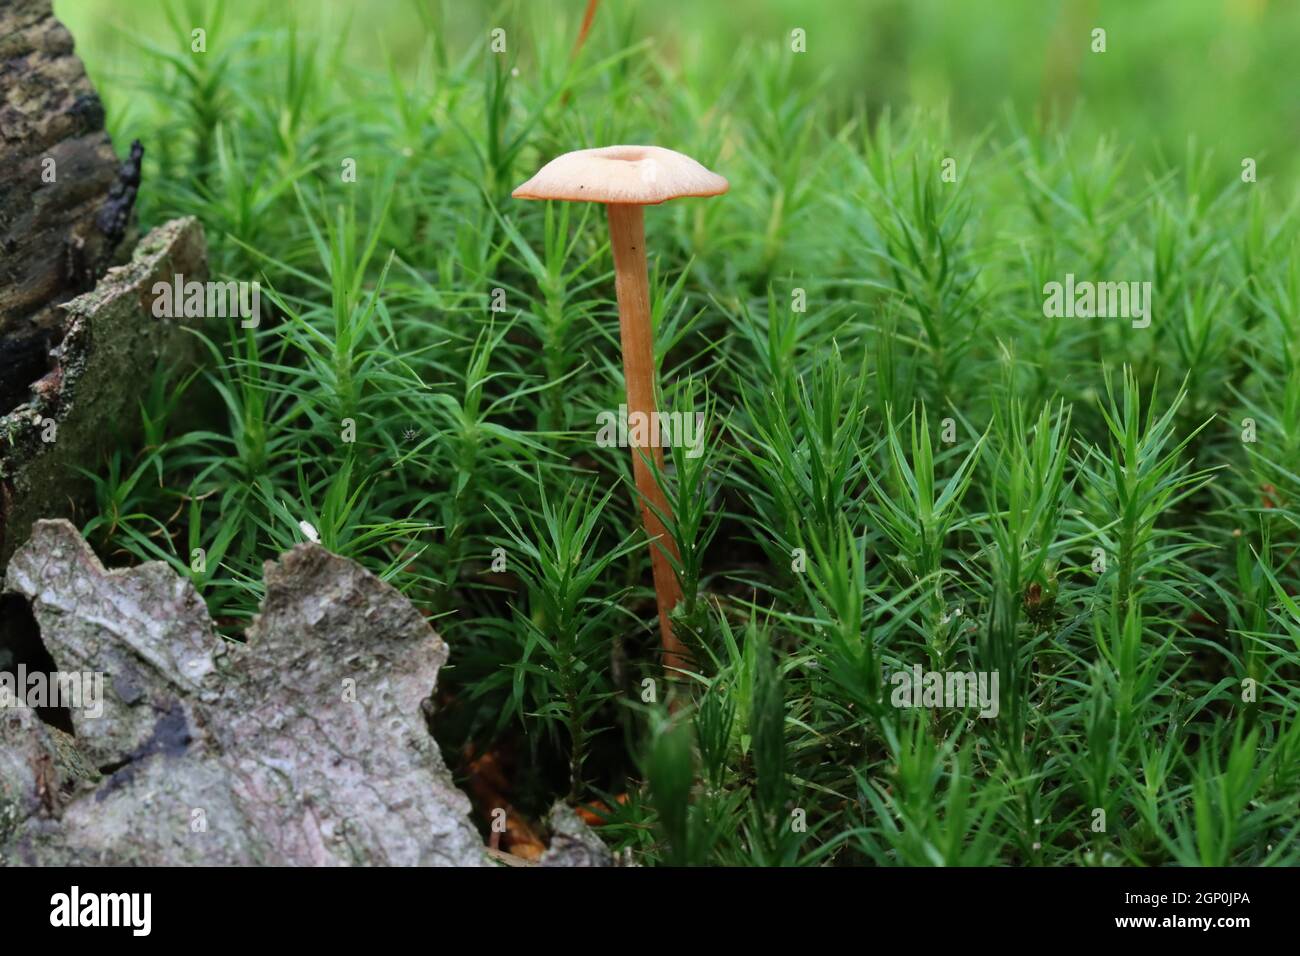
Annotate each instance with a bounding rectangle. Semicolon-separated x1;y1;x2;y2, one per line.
511;145;728;205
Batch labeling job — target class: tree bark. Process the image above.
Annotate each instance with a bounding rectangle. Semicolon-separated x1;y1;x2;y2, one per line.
0;520;489;865
1;0;128;353
0;0;201;570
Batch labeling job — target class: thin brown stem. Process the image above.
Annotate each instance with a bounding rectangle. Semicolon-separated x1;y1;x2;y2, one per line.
571;0;600;61
606;202;688;677
560;0;600;107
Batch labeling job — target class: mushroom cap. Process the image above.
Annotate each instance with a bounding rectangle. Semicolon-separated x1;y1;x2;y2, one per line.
512;145;728;205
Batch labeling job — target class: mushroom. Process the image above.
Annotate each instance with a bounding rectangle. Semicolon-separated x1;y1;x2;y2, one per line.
513;145;728;676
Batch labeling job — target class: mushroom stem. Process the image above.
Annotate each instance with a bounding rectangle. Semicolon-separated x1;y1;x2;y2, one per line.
606;202;687;676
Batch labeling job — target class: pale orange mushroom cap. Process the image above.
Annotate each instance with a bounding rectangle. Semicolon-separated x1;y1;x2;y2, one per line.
512;145;728;205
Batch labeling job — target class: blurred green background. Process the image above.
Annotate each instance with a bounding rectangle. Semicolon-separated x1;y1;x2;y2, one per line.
58;0;1300;181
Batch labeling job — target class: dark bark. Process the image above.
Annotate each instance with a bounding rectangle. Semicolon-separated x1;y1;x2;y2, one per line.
0;0;132;342
0;0;202;571
0;216;207;568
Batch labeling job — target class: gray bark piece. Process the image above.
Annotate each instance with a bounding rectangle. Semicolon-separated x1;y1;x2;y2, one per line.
0;707;92;845
4;517;218;769
0;519;488;866
223;544;485;866
540;800;615;867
